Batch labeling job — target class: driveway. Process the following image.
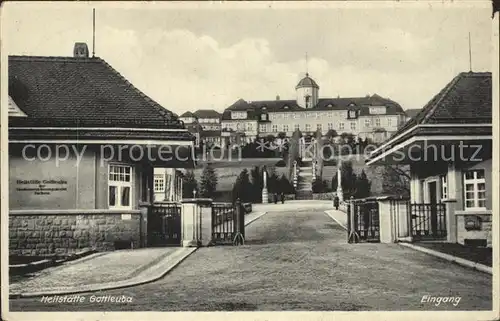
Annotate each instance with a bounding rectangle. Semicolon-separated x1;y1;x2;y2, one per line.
10;209;492;311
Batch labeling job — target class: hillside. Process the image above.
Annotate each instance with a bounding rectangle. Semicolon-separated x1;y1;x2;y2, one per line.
185;154;386;196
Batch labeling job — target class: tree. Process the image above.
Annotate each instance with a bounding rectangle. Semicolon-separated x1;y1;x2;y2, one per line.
250;166;263;202
232;168;252;202
326;129;338;139
354;170;371;199
199;164;218;198
381;165;410;198
267;167;279;193
312;179;330;193
182;170;198;198
278;174;295;194
277;132;287;140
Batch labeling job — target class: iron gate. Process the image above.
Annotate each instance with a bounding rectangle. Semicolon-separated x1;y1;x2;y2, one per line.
147;202;182;246
347;200;380;243
409;203;447;240
211;202;245;245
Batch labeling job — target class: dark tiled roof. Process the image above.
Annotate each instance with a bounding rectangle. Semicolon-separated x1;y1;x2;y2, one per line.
194;109;221;119
367;72;492;161
8;55;184;129
180;111;197;118
404;108;422;119
221;94;405;119
393;72;491;135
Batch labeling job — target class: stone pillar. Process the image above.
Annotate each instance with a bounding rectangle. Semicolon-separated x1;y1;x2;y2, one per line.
336;160;344;203
139;203;150;248
378;199;393;243
181;198;213;247
444;163;460;243
410;168;423;203
262;168;268;204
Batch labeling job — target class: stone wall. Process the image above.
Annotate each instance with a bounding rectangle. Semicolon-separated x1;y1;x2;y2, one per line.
312;193;333;200
9;211;143;256
456;214;492;247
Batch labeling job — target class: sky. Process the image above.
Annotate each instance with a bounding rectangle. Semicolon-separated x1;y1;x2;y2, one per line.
3;1;494;115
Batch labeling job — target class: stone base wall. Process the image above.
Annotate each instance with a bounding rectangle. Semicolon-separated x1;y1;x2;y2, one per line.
456;214;492;247
9;211;143;256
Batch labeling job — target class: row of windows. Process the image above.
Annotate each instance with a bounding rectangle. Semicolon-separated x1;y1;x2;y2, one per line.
110;166;488;211
259;121;360;133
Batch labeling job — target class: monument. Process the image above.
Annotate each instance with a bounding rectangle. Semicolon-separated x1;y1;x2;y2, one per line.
336;160;344;203
262;167;268;204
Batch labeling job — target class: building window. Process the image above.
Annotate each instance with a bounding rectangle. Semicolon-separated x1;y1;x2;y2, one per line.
339;122;345;130
388;118;393;127
294;124;300;131
317;124;322;131
283;124;289;132
259;124;266;132
375;118;381;127
350;121;356;131
272;125;278;132
441;175;447;200
260;114;267;121
247;123;253;131
283;113;290;119
327;112;334;118
154;174;165;193
328;123;334;130
305;124;311;131
293;113;300;119
463;169;486;210
365;119;371;128
108;165;132;209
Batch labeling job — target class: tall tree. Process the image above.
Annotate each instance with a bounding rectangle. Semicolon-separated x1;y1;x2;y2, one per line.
232;168;252;202
381;165;410;198
199;164;218;198
250;166;263;202
354;170;371;199
182;170;198;198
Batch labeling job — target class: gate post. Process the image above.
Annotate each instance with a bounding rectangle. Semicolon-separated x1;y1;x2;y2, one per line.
237;199;245;238
180;199;207;247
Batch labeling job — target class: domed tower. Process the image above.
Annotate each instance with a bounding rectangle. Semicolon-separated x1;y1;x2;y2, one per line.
296;73;319;108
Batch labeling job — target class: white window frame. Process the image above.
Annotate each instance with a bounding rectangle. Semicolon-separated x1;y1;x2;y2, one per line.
294;124;300;131
339;122;345;130
317;123;322;131
365;119;371;128
328;123;334;130
154;174;165;193
375;118;381;127
387;118;393;127
305;124;311;131
350;121;356;131
283;124;289;132
108;164;133;210
272;124;278;132
463;169;487;210
259;124;266;132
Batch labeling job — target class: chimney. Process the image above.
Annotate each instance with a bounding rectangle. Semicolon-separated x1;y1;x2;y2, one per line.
276;95;280;101
73;42;90;58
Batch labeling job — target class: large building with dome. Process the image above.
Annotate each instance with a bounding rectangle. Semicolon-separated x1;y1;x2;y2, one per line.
219;72;408;145
180;72;409;146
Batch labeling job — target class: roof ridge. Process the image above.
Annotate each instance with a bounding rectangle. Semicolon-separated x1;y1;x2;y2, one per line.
9;55;99;62
421;73;464;124
97;57;182;127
